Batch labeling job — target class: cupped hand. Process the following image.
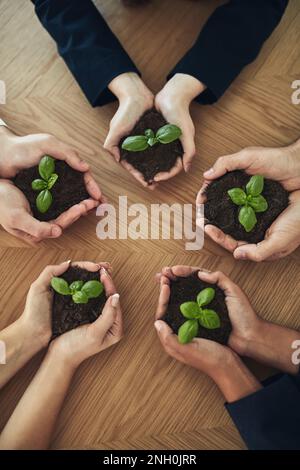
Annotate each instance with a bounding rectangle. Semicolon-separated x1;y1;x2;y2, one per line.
155;266;262;373
51;261;123;368
0;129;103;243
198;142;300;261
153;73;205;181
103;73;155;189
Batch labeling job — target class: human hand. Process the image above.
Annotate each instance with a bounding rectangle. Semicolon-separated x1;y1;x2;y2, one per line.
0;129;103;243
154;266;262;401
103;72;156;189
197;141;300;261
50;261;123;369
154;73;205;181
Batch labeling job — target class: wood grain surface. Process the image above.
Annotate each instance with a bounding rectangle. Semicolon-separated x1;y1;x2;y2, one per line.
0;0;299;450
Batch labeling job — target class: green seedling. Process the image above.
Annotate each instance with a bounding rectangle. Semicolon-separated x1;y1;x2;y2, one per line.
51;277;104;304
178;287;221;344
227;175;268;232
121;124;182;152
31;156;58;213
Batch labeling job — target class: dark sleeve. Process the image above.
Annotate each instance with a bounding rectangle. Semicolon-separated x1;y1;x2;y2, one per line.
225;371;300;450
169;0;289;104
31;0;140;106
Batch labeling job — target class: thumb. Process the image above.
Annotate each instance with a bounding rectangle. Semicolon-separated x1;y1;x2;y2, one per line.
234;238;279;262
203;152;248;180
103;129;121;162
93;293;120;336
181;132;196;173
17;212;62;239
154;319;178;347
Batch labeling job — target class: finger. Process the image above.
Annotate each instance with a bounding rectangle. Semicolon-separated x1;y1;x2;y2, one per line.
156;283;170;319
14;211;62;240
196;181;210;205
71;261;101;272
34;260;72;289
161;266;177;280
83;172;102;201
233;239;280;262
204;225;246;253
93;294;119;337
203;152;249;180
153;157;183;182
154;320;180;352
197;270;241;297
120;160;158;190
103;127;122;162
100;266;117;297
103;142;121;163
182;138;196;173
54;199;99;229
43;137;89;172
4;226;40;245
170;265;199;278
97;262;112;275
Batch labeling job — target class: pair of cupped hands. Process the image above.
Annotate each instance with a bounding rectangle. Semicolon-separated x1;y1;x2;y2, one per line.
19;261;261;380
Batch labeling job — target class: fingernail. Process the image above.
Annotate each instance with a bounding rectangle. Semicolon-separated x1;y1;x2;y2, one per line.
204;168;214;177
111;293;120;307
66;259;72;264
154;321;162;332
52;226;61;237
100;267;109;276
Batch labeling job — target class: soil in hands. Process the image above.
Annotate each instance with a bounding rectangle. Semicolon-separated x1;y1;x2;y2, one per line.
119;109;183;183
51;266;106;338
162;272;232;345
14;161;90;221
204;170;289;243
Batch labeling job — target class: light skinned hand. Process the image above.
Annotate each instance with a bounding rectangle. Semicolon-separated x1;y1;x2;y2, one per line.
103;72;157;189
0;128;103;243
51;261;123;368
154;266;263;377
197;141;300;261
20;260;113;349
154;73;205;181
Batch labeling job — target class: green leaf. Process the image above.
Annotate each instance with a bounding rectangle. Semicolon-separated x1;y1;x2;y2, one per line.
81;280;104;299
249;195;268;213
72;291;89;304
144;129;154;139
197;287;215;307
156;124;182;144
180;301;200;319
31;179;47;191
121;135;149;152
227;188;247;206
239;205;257;232
51;277;71;295
246;175;264;197
39;155;55;181
47;173;58;190
69;280;84;294
36;189;53;213
147;137;158;147
178;320;198;344
198;309;221;329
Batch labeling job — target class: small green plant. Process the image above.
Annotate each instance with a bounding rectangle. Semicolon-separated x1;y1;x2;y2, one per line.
227;175;268;232
51;277;104;304
121;124;182;152
178;287;221;344
31;156;58;213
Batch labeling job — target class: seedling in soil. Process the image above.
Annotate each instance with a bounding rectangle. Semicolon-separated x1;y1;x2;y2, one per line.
227;175;268;232
31;156;58;213
51;276;104;304
122;124;181;152
178;287;221;344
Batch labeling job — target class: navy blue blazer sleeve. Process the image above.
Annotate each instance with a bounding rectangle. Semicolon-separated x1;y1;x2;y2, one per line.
32;0;288;107
226;371;300;450
31;0;140;106
169;0;289;104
